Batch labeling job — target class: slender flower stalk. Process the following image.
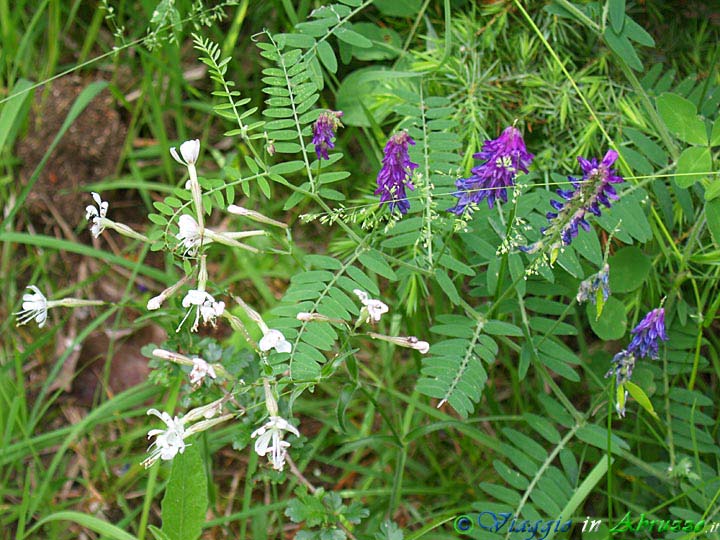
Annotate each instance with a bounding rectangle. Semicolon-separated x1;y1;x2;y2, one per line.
367;332;430;354
227;204;288;229
176;214;263;256
296;312;342;324
15;285;104;328
448;126;533;215
147;275;191;311
235;295;292;354
375;131;418;215
170;139;204;236
523;150;623;257
312;111;343;160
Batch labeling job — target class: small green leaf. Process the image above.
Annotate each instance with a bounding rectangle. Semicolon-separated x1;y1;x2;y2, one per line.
587;296;627;340
359;249;397;280
608;0;626;34
161;445;208;540
270;161;305;175
711;118;720;146
656;93;708;146
335;27;372;48
285;487;327;526
625;381;658;418
316;40;337;73
433;268;460;305
675;146;711;188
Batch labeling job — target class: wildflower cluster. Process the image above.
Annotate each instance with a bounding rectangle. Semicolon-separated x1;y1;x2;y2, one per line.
15;137;303;472
522;150;624;257
606;307;668;417
312;110;343;160
448;126;534;215
375;131;418;215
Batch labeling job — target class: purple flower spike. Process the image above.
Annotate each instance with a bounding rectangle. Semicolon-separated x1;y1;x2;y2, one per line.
541;150;624;247
312;111;343;160
627;307;668;359
448;126;533;215
375;131;418;215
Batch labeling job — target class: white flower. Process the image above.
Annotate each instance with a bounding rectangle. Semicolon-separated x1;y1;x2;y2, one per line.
178;289;225;332
251;416;300;471
170;139;200;167
353;289;389;323
85;192;108;238
189;357;217;386
147;295;163;310
176;214;202;255
259;328;292;354
15;285;48;328
142;409;187;467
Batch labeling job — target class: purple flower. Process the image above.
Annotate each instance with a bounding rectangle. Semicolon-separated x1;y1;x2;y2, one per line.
542;150;624;246
312;111;343;160
448;126;533;215
627;307;668;359
375;131;418;215
604;306;667;417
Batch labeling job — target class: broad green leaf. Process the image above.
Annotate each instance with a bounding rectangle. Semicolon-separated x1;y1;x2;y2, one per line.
656;92;708;146
161;445;208;540
705;198;720;247
33;511;138;540
0;78;33;154
609;246;651;292
149;526;173;540
373;0;422;17
349;23;402;61
587;297;627;340
624;16;655;47
604;27;642;71
608;0;625;34
625;381;658;418
675;146;711;188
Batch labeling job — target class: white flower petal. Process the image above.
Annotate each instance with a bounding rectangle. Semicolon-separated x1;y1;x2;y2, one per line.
353;289;369;303
169;146;183;165
179;139;200;165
